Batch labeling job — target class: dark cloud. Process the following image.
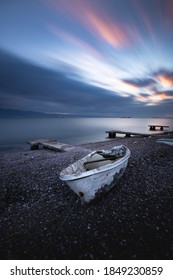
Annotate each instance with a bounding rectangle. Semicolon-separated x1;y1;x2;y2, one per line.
140;90;173;98
137;93;150;98
122;77;156;88
0;50;172;117
152;69;173;85
0;49;134;116
153;69;173;77
164;90;173;96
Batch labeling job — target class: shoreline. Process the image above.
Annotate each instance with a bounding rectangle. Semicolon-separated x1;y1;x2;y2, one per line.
0;133;172;154
0;136;173;259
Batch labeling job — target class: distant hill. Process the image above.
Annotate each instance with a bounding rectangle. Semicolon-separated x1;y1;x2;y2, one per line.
0;108;93;118
0;108;129;118
0;108;50;118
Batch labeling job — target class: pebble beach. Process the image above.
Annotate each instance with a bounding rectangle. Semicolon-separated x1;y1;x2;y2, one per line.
0;136;173;260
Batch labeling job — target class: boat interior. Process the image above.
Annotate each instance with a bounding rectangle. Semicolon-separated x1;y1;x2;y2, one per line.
84;153;116;171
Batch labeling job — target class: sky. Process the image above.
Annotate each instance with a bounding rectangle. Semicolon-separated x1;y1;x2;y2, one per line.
0;0;173;117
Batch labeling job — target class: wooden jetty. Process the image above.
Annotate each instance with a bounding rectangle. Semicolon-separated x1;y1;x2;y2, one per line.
105;130;171;139
106;130;149;138
148;125;169;131
27;139;69;151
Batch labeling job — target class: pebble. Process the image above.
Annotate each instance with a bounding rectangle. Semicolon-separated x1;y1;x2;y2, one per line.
0;137;173;259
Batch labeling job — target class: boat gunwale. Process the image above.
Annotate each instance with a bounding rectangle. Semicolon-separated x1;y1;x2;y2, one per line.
60;145;131;181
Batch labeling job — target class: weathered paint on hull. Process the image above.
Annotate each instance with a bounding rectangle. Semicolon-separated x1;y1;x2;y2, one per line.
60;145;130;203
157;138;173;146
66;160;128;203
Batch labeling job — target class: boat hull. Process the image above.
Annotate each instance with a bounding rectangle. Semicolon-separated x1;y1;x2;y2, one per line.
60;145;130;203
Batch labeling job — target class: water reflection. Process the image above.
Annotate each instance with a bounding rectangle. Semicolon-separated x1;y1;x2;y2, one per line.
0;117;172;151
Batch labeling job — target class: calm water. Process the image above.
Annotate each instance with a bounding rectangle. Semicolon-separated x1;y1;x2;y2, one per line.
1;117;173;151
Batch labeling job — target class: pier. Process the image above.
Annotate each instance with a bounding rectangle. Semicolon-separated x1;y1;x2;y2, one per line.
27;139;69;151
105;130;171;139
105;130;149;138
148;125;169;131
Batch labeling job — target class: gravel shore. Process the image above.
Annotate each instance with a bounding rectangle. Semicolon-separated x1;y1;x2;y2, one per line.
0;136;173;260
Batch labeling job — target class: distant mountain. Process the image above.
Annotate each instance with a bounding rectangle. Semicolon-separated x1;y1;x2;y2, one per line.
0;108;133;118
0;108;49;118
0;108;94;118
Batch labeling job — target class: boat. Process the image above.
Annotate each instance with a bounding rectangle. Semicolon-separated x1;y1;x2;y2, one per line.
60;145;131;203
157;138;173;146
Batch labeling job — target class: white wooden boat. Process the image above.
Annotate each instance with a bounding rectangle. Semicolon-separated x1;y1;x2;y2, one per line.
157;138;173;146
60;145;130;203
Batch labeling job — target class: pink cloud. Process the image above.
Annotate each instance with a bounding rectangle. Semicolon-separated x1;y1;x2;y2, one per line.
45;0;135;48
84;9;129;48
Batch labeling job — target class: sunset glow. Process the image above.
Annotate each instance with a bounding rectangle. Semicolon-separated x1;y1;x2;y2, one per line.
0;0;173;117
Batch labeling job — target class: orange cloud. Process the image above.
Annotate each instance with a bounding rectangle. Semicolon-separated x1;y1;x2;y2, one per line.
118;80;139;90
136;92;173;105
157;75;173;86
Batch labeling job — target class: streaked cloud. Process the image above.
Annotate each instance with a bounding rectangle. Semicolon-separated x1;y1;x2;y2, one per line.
132;0;158;43
122;78;156;88
84;9;129;48
136;91;173;105
46;0;134;48
48;24;103;59
154;70;173;86
1;0;173;117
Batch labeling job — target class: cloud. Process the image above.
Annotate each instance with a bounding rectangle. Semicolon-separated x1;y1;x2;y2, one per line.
84;8;129;48
1;49;172;117
120;69;173;106
153;69;173;85
46;48;128;97
135;90;173;105
48;24;103;59
132;0;158;43
46;0;132;49
0;49;133;116
122;78;156;88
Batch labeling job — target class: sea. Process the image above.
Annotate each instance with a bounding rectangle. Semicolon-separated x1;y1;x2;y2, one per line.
1;117;173;152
